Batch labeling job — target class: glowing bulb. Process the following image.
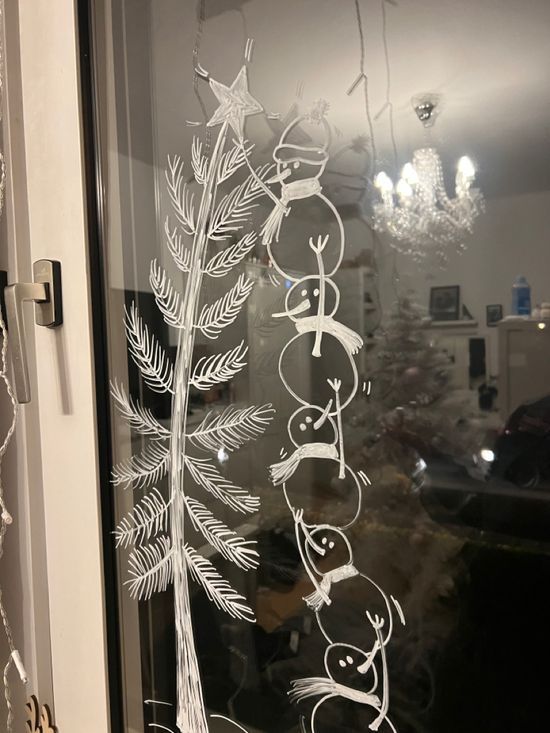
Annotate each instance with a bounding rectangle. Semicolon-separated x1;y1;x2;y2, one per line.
396;179;412;199
480;448;495;463
401;162;418;185
217;447;229;464
374;171;393;193
458;156;475;179
538;322;546;330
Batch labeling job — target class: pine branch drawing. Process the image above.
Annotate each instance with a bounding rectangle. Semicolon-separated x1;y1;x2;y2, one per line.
110;65;272;733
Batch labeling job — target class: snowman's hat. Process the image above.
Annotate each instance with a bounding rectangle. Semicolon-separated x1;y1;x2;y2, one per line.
274;115;330;166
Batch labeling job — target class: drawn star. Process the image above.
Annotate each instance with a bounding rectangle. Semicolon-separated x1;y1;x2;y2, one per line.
207;65;263;140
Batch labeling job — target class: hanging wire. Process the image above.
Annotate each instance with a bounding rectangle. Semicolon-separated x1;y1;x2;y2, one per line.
192;0;212;154
352;0;377;178
380;0;398;170
377;0;402;302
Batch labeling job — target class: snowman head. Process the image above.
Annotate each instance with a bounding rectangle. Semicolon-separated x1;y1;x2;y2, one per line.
284;275;339;322
324;643;378;691
305;524;353;575
288;405;338;448
267;115;330;185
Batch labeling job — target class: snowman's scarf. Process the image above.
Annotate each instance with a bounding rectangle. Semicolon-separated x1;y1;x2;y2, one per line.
261;178;323;246
289;676;381;708
304;563;359;612
296;316;364;355
270;442;337;486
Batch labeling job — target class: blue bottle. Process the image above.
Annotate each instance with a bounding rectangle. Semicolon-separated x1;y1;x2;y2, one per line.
511;275;531;316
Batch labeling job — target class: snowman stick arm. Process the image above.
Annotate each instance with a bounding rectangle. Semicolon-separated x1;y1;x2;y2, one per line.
369;621;389;731
293;517;329;605
311;242;326;358
239;140;284;207
361;572;394;647
313;398;333;430
356;638;380;678
327;379;346;479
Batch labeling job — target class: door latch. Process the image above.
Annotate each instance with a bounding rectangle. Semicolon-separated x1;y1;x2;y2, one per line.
4;260;63;404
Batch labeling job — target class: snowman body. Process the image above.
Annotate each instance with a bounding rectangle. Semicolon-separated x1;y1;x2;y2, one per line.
266;190;345;283
299;525;396;651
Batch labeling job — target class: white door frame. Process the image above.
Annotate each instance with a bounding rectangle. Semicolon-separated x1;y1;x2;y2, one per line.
3;0;111;729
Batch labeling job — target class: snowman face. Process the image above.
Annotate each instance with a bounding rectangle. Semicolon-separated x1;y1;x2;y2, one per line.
288;405;338;448
275;157;327;183
324;643;377;691
285;276;339;322
305;525;353;575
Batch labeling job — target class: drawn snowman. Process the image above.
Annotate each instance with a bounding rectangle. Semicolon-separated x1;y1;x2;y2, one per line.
260;112;345;284
290;640;398;733
273;235;364;358
272;395;363;520
293;520;404;652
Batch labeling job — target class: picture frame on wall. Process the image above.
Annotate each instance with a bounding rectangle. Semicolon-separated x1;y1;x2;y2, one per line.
429;285;460;321
486;304;503;327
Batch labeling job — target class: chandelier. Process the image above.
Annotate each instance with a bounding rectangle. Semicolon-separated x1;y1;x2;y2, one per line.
372;98;484;263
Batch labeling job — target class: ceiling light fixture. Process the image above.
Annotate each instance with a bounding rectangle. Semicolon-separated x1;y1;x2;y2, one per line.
373;96;484;264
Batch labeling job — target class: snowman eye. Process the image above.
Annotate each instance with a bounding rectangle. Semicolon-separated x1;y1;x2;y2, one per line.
346;655;353;664
329;541;335;549
322;537;328;545
339;659;347;668
299;422;307;432
301;289;307;297
313;288;320;296
293;161;300;169
305;416;313;424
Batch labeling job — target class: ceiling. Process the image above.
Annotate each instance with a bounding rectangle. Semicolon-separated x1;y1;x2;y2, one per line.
148;0;550;199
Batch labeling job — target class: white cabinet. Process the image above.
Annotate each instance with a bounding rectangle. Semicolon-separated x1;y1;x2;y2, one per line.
498;319;550;418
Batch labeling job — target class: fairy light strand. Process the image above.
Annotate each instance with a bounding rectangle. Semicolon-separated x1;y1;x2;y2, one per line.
352;0;376;177
192;0;211;154
381;0;398;169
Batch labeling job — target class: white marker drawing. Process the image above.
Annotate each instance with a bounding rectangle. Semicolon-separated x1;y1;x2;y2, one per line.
289;640;397;733
210;714;251;732
267;105;405;731
259;111;344;286
244;37;254;63
111;65;275;733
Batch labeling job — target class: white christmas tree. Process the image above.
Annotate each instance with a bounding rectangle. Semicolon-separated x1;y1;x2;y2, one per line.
111;66;274;733
360;296;482;478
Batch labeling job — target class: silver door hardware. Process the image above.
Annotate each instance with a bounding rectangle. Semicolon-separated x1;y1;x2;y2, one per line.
4;260;63;404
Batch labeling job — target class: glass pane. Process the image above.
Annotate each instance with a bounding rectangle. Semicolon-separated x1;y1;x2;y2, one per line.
92;1;550;731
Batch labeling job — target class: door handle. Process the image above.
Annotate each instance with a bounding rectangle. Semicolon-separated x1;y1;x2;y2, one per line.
4;260;63;404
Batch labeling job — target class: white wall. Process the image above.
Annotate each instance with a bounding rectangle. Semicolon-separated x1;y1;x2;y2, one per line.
374;189;550;376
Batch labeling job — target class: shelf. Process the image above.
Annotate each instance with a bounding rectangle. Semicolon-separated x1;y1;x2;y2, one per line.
426;319;478;328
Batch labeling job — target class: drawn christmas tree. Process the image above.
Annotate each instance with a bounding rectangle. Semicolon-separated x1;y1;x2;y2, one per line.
110;66;274;733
